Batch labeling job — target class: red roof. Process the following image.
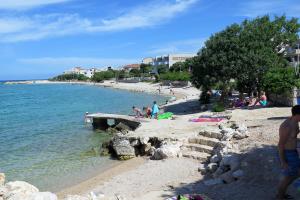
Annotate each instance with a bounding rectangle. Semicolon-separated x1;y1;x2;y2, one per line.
123;64;140;69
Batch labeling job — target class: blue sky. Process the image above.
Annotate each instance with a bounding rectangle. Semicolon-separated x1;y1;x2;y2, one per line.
0;0;299;80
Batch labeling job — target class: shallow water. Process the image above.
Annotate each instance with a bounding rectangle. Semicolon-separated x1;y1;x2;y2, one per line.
0;83;166;191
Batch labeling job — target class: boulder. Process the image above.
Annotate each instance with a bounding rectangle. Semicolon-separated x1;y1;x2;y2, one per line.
0;186;7;197
0;174;5;186
115;122;132;133
203;178;223;186
219;171;235;184
151;143;181;160
220;154;240;171
112;137;135;159
130;139;140;147
139;137;149;145
207;163;218;173
4;181;39;199
232;169;245;179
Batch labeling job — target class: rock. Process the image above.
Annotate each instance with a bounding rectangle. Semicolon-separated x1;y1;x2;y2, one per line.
27;192;57;200
232;131;248;140
213;167;224;178
115;122;132;133
210;154;221;163
198;164;207;174
130;139;140;147
151;143;181;160
0;174;5;186
63;195;89;200
0;186;7;196
232;169;244;179
203;178;223;186
219;171;235;184
220;154;240;171
148;147;156;156
207;163;218;173
5;181;39;199
139;137;149;145
112;137;135;159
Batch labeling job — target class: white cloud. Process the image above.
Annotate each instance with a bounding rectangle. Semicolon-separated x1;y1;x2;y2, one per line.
147;38;206;55
238;0;300;17
0;0;199;42
18;57;139;68
0;0;71;10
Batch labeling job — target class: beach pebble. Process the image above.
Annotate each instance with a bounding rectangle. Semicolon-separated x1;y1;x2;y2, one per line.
0;174;5;186
203;178;223;186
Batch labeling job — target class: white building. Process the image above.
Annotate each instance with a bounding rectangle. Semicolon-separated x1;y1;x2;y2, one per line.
64;67;103;78
151;53;196;68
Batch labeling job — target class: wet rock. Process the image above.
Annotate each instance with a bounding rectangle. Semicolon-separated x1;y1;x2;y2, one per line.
112;137;135;160
0;174;4;186
203;178;223;186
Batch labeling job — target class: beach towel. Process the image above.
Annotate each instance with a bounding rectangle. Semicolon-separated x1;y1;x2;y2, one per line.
189;118;224;122
158;112;173;120
166;194;212;200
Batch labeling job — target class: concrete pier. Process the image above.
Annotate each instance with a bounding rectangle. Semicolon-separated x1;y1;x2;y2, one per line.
86;113;141;131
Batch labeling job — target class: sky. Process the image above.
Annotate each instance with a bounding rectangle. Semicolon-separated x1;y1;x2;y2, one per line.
0;0;300;80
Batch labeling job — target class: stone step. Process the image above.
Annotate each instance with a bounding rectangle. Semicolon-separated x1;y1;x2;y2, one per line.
188;136;219;147
182;143;214;154
182;151;211;161
198;128;223;140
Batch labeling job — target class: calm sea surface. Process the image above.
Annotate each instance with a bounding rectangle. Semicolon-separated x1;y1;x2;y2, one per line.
0;83;166;191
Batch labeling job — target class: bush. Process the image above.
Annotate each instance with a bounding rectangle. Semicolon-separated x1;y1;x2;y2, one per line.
160;72;191;81
50;73;89;81
212;102;225;112
263;67;300;96
92;71;115;82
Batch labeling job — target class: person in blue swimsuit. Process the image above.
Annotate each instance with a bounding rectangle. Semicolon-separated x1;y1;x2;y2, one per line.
151;101;160;119
277;105;300;199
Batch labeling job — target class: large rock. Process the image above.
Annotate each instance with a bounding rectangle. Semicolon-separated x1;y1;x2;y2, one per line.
232;169;244;179
139;137;149;145
220;154;240;171
207;163;218;173
151;143;181;160
27;192;57;200
210;154;221;163
0;174;5;186
4;181;39;199
112;137;135;159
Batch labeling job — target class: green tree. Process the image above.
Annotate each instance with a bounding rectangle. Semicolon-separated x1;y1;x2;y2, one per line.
170;62;189;72
129;68;141;77
157;64;169;74
140;64;152;74
191;15;300;100
91;72;104;82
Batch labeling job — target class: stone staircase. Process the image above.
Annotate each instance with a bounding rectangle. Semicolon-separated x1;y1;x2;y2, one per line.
181;131;221;162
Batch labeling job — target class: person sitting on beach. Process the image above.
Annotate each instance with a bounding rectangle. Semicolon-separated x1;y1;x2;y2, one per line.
247;93;257;107
233;97;245;108
151;101;160;119
277;105;300;200
254;91;268;107
143;106;152;118
132;106;143;118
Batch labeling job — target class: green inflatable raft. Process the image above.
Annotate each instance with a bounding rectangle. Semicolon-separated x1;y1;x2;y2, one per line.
158;112;173;120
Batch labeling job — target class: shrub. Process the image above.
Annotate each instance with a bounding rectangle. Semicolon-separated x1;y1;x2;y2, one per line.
50;73;89;81
212;102;225;112
160;72;191;81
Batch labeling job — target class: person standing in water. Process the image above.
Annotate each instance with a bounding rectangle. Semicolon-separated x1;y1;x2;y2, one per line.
277;105;300;200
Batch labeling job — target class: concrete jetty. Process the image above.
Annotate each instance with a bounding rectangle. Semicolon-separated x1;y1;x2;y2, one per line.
86;113;141;131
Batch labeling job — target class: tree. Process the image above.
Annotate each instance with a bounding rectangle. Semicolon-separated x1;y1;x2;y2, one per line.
157;64;169;74
170;62;189;72
129;68;141;77
191;15;300;100
140;64;152;74
91;72;104;82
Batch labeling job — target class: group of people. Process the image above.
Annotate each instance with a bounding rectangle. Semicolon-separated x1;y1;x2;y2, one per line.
132;101;160;119
232;91;268;108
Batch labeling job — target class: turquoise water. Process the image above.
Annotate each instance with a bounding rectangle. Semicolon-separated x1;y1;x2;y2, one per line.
0;83;166;191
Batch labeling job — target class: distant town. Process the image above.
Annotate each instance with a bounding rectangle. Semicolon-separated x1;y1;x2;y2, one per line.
63;53;196;78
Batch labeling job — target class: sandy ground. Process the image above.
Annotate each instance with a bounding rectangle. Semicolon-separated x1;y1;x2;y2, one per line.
12;80;297;199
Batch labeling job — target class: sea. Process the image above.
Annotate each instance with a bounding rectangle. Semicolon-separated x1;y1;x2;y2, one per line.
0;83;166;191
